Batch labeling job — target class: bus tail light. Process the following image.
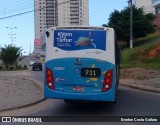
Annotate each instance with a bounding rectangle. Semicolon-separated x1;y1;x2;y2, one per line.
46;68;54;90
102;70;112;92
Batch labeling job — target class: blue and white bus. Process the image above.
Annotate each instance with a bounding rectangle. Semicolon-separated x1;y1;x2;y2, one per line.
44;26;120;103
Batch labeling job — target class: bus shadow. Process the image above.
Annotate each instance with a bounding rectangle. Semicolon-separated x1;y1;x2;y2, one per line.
47;88;129;116
56;102;116;116
54;90;123;116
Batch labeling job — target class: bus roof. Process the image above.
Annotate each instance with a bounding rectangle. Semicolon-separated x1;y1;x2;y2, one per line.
48;26;113;31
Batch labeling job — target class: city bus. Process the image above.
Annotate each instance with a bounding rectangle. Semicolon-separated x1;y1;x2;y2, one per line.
44;26;120;103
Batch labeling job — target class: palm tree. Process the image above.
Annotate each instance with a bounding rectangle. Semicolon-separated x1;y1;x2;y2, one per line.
0;45;22;69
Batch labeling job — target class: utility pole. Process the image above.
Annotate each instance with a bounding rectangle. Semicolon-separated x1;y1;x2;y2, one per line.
30;42;31;54
6;26;17;46
128;0;133;48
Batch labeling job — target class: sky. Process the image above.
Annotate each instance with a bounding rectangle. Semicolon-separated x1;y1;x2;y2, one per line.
0;0;127;55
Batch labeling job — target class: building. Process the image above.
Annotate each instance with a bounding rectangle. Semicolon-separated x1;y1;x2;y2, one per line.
132;0;155;14
152;0;160;28
34;0;57;55
34;0;89;55
58;0;89;26
34;0;58;39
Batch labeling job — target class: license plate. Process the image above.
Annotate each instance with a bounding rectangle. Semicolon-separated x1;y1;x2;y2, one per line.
81;68;101;78
73;86;84;91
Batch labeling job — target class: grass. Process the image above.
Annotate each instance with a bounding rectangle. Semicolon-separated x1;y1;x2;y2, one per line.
119;31;160;50
120;42;160;69
134;31;160;46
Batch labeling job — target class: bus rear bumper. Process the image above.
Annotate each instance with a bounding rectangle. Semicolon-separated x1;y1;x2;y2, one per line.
44;89;116;102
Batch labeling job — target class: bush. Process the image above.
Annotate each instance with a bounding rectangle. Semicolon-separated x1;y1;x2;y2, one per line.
0;65;2;70
18;64;22;70
9;65;15;70
23;65;28;70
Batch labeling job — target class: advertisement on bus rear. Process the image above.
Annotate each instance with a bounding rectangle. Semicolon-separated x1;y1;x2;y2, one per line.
54;30;106;51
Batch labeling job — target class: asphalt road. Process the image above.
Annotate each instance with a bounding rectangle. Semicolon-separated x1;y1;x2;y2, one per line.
16;56;160;125
22;55;44;83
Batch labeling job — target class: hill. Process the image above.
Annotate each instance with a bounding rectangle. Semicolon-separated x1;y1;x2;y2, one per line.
121;42;160;69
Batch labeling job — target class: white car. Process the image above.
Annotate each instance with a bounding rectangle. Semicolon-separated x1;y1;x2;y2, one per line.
29;60;34;66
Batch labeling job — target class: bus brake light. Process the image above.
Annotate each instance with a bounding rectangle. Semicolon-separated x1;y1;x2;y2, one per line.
102;70;112;92
46;68;54;90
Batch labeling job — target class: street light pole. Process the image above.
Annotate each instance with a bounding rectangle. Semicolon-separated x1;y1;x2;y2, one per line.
129;0;133;48
6;26;17;46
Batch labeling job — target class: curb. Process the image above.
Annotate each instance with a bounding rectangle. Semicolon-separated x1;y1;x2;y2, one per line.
120;81;160;93
0;78;45;113
22;77;44;91
0;98;45;113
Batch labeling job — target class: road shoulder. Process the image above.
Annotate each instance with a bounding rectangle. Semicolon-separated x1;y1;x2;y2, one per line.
120;68;160;93
0;71;44;114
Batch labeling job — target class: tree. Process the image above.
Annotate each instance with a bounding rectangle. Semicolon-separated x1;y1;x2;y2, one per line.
106;6;156;46
0;45;22;69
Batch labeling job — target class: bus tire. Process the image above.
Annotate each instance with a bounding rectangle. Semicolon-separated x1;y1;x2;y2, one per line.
64;99;69;103
113;85;118;104
113;97;117;104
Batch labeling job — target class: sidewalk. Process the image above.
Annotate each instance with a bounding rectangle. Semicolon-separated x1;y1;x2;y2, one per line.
0;70;44;112
120;78;160;93
120;68;160;93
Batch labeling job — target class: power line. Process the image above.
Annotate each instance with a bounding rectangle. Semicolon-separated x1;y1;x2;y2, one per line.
0;1;41;16
0;0;71;20
0;0;69;14
0;1;44;16
0;1;42;11
0;4;34;16
0;4;33;13
0;0;33;9
0;9;35;20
